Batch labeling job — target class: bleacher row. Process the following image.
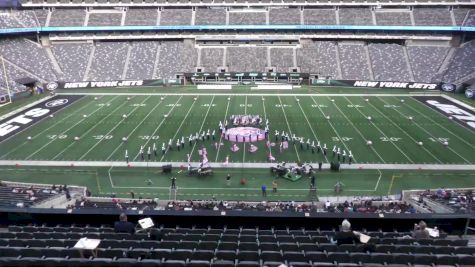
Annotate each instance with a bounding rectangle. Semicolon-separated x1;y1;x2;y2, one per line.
0;225;473;267
0;7;474;28
0;38;464;83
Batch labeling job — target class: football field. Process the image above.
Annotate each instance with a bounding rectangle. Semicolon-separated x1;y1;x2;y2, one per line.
0;92;473;164
0;89;474;200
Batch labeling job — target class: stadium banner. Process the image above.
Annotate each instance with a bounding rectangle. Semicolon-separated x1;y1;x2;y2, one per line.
312;79;440;90
186;72;309;80
48;79;180;90
0;95;83;142
413;96;475;132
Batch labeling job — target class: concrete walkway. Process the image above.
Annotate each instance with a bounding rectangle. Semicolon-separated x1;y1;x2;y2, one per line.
1;160;475;170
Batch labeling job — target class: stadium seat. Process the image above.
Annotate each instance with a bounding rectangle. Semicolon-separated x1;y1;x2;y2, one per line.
198;241;218;250
215;250;237;261
191;250;214;261
238;242;258;251
237;251;259;262
210;260;235;267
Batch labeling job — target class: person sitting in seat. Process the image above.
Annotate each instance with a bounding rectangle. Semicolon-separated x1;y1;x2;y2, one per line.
331;219;361;245
114;213;135;234
412;220;430;239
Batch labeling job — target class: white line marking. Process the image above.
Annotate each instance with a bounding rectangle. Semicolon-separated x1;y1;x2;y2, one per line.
25;96;121;160
133;96;184;161
327;96;386;164
51;96;130;160
0;95;54;121
277;95;300;162
374;96;443;164
0;96;93;159
105;97;165;161
408;97;475;150
295;96;329;163
58;92;445;97
159;96;199;161
78;96;152;160
344;96;414;164
374;169;382;191
190;95;215;159
215;97;231;162
2;160;475;170
394;97;471;164
309;96;356;163
242;95;247;164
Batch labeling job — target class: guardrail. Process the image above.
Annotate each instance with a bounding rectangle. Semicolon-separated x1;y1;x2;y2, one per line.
1;25;474;35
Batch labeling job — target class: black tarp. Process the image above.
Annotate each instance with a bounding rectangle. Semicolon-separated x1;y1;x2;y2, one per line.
15;77;38;87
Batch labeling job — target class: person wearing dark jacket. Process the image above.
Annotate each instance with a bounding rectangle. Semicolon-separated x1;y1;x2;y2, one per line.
114;213;135;234
332;219;360;245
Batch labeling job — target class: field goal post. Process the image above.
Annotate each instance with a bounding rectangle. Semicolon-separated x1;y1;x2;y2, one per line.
0;56;12;107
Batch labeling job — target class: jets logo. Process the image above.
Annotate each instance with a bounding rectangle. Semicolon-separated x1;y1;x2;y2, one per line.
441;83;455;92
45;99;68;108
46;82;59;91
466;89;474;99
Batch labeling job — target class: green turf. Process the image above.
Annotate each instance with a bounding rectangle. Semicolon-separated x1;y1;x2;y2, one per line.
0;94;473;164
0;87;474;200
1;166;474;201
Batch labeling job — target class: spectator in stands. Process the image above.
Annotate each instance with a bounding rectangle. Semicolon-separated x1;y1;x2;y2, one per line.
114;213;135;234
331;219;361;245
412;220;430;239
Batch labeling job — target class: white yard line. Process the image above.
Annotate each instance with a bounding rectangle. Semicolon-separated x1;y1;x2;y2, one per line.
0;96;93;159
78;96;152;161
214;97;231;162
295;96;329;163
442;94;475;111
133;96;184;161
25;96;121;160
393;97;471;164
242;95;247;164
277;96;301;162
190;95;215;158
51;96;132;160
374;169;382;191
344;96;414;164
309;96;356;163
374;96;443;164
2;160;475;170
58;92;444;97
407;97;475;150
105;97;165;161
159;97;199;161
327;96;386;164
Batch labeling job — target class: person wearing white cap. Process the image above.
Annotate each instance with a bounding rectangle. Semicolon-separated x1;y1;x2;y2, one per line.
331;219;361;245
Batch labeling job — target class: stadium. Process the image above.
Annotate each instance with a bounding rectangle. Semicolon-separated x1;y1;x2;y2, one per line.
0;0;474;266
